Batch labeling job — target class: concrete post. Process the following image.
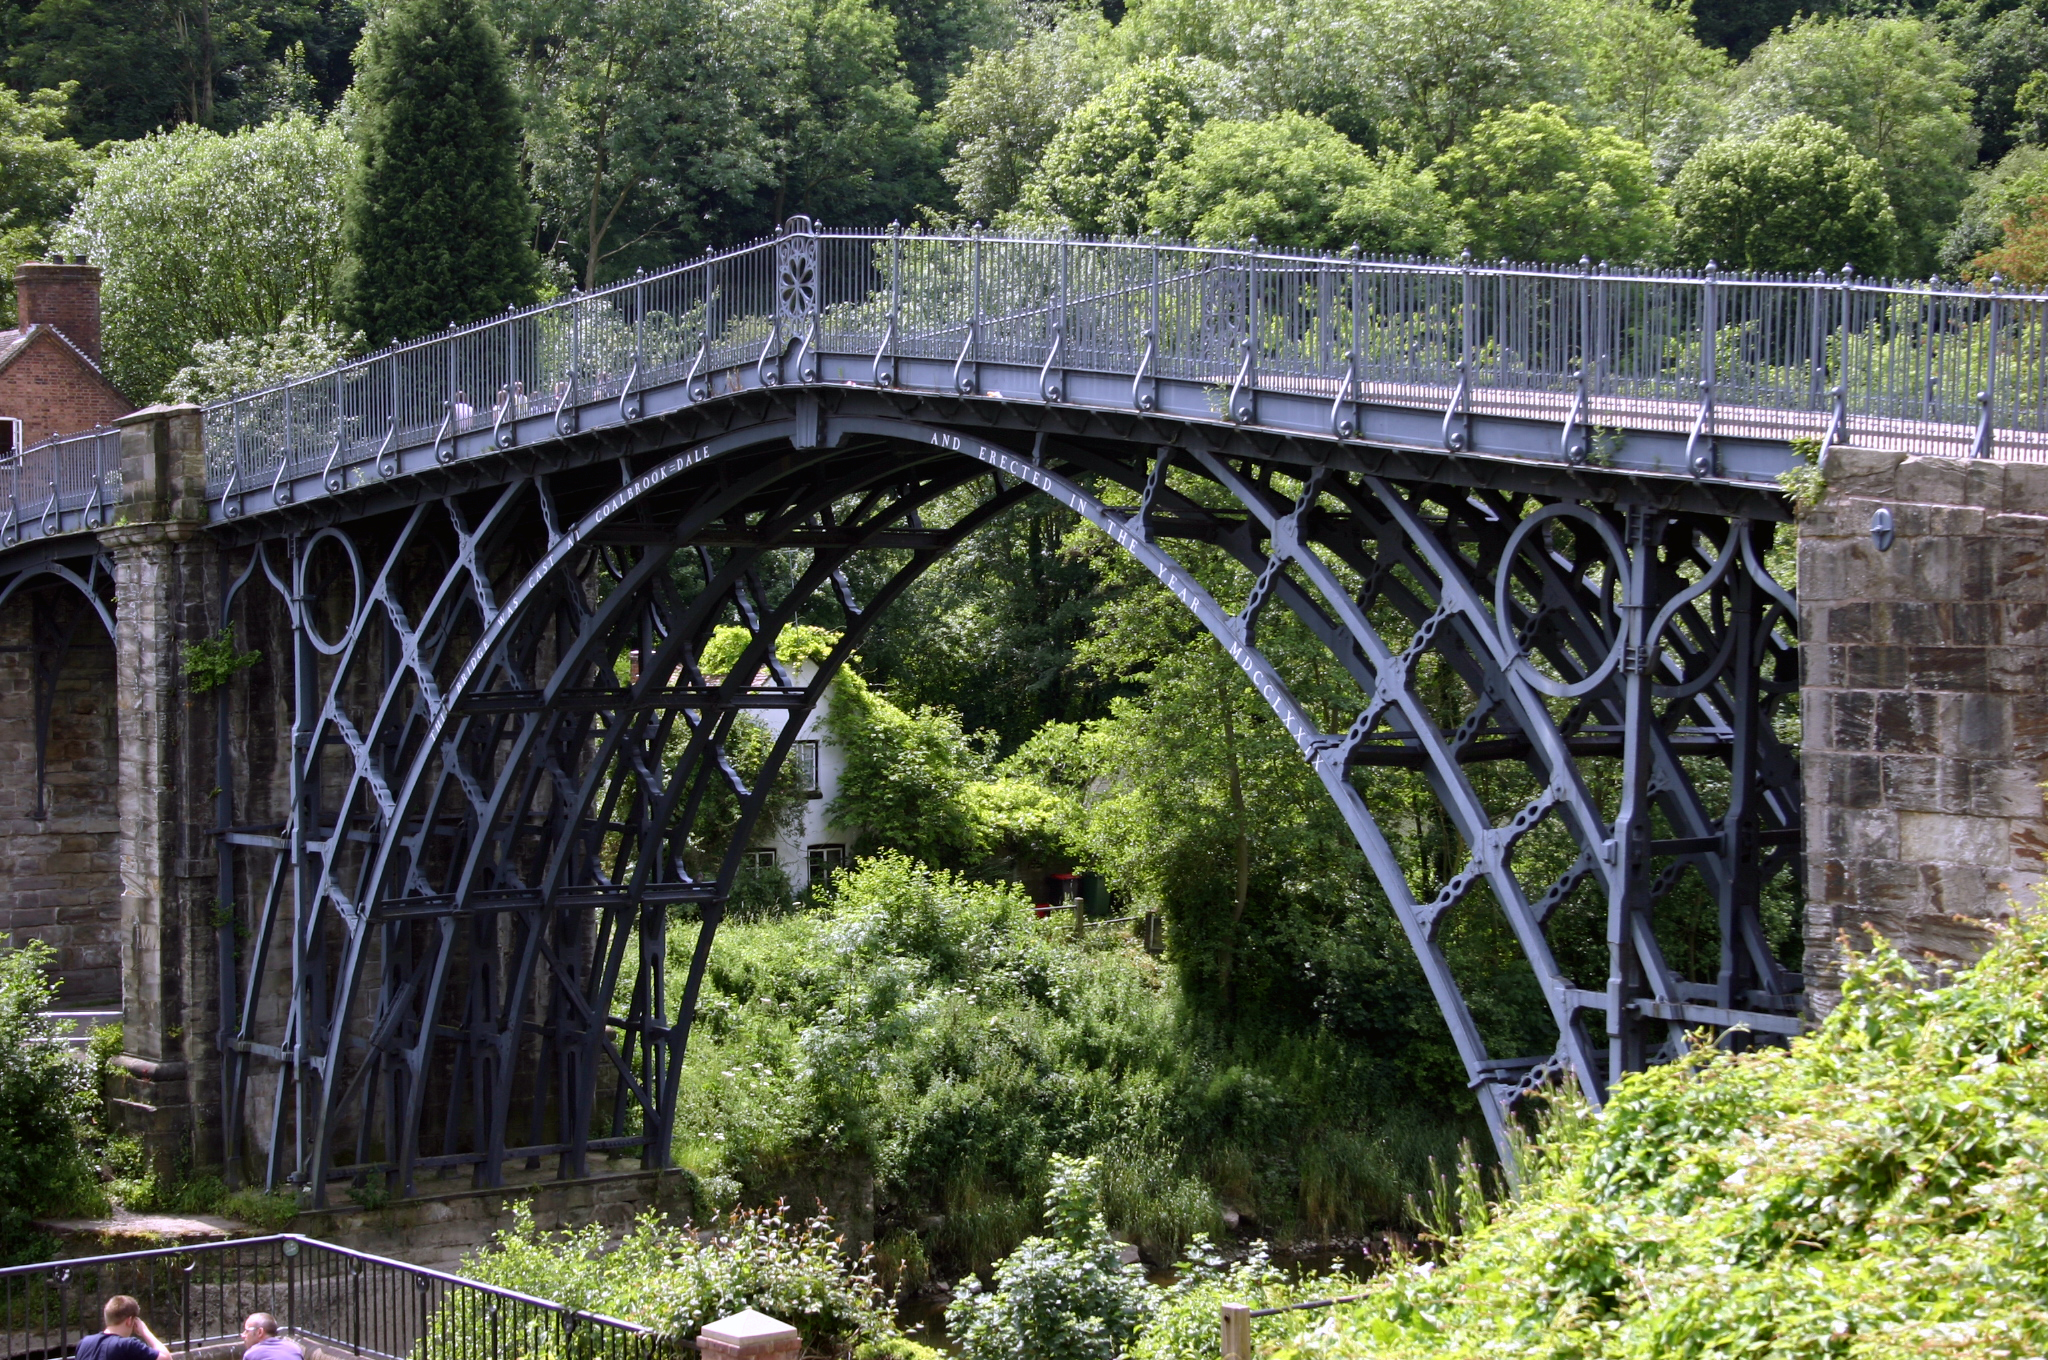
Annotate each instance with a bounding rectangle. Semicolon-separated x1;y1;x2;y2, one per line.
1799;446;2048;1015
695;1310;801;1360
100;402;224;1178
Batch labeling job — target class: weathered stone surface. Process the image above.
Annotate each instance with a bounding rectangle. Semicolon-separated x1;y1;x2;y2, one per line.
0;581;120;1003
292;1169;698;1273
1801;448;2048;1015
99;403;225;1180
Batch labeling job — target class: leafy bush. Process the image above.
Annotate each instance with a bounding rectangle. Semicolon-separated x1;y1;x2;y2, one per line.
824;674;984;868
0;941;103;1260
1260;913;2048;1358
1129;1240;1360;1360
677;857;1459;1274
451;1201;898;1356
947;1157;1155;1360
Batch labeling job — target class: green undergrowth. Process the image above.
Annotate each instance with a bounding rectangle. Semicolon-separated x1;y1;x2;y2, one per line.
673;855;1467;1281
451;1200;927;1360
1259;913;2048;1360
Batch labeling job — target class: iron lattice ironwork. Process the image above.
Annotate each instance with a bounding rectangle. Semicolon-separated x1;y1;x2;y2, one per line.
204;407;1799;1201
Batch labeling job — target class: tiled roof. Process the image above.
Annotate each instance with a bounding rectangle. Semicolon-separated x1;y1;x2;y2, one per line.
0;322;111;380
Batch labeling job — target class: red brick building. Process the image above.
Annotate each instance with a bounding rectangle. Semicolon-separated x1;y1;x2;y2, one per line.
0;260;132;452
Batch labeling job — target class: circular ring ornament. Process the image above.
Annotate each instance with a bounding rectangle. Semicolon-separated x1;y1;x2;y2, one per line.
298;526;364;657
1493;503;1632;698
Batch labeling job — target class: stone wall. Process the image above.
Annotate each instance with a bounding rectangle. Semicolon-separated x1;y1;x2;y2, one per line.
1799;446;2048;1012
0;584;120;1003
292;1169;698;1273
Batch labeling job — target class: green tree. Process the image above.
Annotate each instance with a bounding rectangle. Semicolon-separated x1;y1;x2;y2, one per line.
0;942;102;1261
495;0;765;287
1021;60;1202;235
1671;115;1896;273
824;669;984;868
938;18;1107;224
1433;102;1670;263
871;0;1009;106
1942;144;2048;272
163;312;364;403
335;0;540;346
1732;15;1976;276
1356;0;1574;158
1144;111;1456;252
730;0;933;230
1574;0;1729;153
0;85;89;329
54;114;350;401
1955;3;2048;164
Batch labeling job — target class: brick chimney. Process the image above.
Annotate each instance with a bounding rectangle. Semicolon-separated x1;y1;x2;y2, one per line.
16;258;103;366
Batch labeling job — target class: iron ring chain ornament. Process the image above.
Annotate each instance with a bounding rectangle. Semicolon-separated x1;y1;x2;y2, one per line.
188;384;1802;1199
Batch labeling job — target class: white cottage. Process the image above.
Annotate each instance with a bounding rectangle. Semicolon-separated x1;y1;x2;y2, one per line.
742;657;858;894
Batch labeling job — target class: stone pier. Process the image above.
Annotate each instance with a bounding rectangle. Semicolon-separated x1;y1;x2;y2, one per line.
1799;446;2048;1012
101;403;225;1176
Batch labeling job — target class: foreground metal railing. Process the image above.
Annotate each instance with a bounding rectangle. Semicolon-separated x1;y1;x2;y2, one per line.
0;1236;666;1360
192;222;2048;511
0;427;122;547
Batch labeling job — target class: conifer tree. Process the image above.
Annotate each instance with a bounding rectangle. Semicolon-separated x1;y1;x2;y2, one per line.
337;0;539;346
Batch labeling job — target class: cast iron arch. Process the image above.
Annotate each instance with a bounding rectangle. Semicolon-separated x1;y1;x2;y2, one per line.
219;413;1801;1201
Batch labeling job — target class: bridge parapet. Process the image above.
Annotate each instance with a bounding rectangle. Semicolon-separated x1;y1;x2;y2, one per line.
1800;445;2048;1010
194;225;2048;529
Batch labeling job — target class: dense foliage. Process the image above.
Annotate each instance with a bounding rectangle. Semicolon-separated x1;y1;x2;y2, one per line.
452;1200;905;1355
336;0;540;343
1670;115;1896;272
0;943;100;1262
1247;916;2048;1359
673;856;1461;1276
52;114;348;400
0;84;85;324
948;1158;1156;1360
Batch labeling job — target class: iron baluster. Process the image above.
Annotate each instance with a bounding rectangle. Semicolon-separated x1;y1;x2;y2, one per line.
621;269;644;420
1687;262;1718;477
1825;265;1852;451
874;223;900;388
1443;249;1472;451
1975;274;2003;458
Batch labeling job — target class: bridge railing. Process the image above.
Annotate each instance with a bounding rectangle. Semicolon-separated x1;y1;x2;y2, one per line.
193;225;2048;503
0;427;122;547
0;1235;667;1360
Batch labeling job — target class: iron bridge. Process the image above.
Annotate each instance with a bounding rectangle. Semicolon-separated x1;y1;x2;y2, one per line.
11;220;2048;1200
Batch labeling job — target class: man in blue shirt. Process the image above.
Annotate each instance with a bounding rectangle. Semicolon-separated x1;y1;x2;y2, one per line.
77;1296;172;1360
239;1314;302;1360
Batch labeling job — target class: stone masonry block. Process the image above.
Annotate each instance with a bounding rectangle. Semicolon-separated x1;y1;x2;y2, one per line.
1874;691;1943;753
1941;691;2013;760
2005;461;2048;513
1895;455;1975;507
1820;600;1873;645
1879;755;1968;814
1822;445;1904;491
1899;810;2010;867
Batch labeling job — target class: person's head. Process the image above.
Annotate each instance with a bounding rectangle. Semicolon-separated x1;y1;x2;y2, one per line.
103;1298;140;1334
241;1315;280;1342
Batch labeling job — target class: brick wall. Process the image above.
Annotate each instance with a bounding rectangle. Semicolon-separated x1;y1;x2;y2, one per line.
16;262;103;365
0;586;121;1004
1799;446;2048;1013
0;329;131;443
